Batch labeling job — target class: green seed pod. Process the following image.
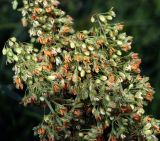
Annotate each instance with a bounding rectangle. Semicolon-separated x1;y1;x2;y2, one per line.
47;75;57;81
100;108;105;115
106;16;113;20
84;51;90;56
10;37;16;42
82;43;87;49
28;80;33;85
117;50;122;56
44;115;50;122
2;48;7;55
117;40;123;46
91;16;95;23
13;55;18;61
99;15;106;22
8;50;13;57
14;47;22;54
119;72;126;80
39;96;45;102
112;54;118;59
144;130;153;136
143;123;152;130
70;42;75;48
110;59;117;67
80;70;85;77
88;46;94;51
96;79;101;84
8;41;14;46
100;75;107;81
26;55;31;60
78;132;84;137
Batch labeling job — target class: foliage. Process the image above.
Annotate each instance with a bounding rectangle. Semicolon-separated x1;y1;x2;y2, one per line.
2;0;160;141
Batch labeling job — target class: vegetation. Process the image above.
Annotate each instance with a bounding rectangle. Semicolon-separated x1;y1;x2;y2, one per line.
1;0;160;141
2;0;160;141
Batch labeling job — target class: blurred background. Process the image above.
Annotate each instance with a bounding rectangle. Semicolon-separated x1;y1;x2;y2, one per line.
0;0;160;140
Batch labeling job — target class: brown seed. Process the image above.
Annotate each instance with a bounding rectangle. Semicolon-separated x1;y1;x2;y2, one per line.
132;114;141;122
96;39;104;46
45;7;52;13
131;53;139;59
37;128;46;135
116;23;124;30
145;92;153;102
77;33;85;40
34;7;41;14
59;107;67;116
73;109;81;117
44;50;52;57
53;83;61;93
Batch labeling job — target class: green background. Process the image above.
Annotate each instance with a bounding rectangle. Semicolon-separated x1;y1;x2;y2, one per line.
0;0;160;140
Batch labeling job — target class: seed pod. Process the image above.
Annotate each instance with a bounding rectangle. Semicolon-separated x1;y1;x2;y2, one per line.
117;40;123;46
112;54;118;59
26;55;31;60
84;51;90;56
28;80;33;85
100;76;107;81
8;41;14;46
8;50;13;57
13;55;18;61
14;48;22;54
144;130;153;136
79;132;84;137
70;42;75;48
91;16;95;23
40;97;45;102
47;75;57;81
80;70;85;77
96;79;101;84
99;15;106;22
119;72;126;80
10;37;16;42
106;16;113;20
100;108;105;115
82;43;87;49
117;50;122;56
88;46;94;51
2;48;7;55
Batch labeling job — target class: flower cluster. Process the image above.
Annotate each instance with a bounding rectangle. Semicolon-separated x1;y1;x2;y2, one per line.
3;0;160;141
